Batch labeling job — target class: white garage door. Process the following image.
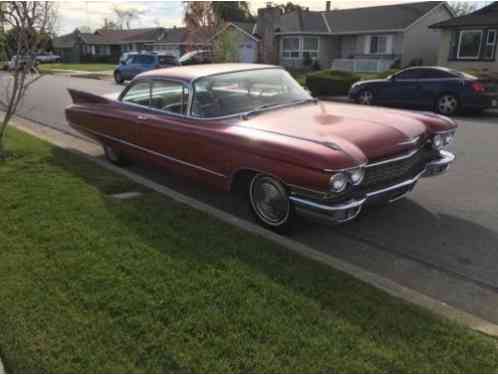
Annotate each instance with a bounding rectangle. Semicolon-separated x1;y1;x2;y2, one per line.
239;41;257;63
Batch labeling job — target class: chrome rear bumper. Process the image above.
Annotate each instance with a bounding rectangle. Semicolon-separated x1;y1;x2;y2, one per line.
290;150;455;224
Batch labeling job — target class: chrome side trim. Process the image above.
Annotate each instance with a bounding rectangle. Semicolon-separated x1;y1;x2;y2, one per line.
366;148;419;168
73;125;228;178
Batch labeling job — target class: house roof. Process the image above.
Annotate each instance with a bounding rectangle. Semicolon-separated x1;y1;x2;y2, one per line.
275;1;447;35
278;11;329;33
430;2;498;28
53;27;190;48
323;1;446;33
211;22;260;42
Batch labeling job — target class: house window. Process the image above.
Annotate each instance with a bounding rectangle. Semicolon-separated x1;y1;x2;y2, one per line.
303;37;319;60
484;30;497;60
366;35;392;55
457;30;482;59
282;37;300;59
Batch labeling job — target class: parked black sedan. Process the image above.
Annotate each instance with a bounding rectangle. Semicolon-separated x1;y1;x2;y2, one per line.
349;67;498;116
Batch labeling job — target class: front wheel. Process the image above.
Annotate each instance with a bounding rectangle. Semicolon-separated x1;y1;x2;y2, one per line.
249;174;294;233
357;89;374;105
435;94;459;116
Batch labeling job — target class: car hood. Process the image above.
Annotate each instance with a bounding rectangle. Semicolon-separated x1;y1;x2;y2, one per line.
235;101;456;165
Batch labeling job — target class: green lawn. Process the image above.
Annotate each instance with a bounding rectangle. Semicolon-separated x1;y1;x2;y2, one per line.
39;63;115;73
1;128;497;373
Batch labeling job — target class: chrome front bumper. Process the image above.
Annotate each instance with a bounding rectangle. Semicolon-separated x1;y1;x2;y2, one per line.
290;150;455;224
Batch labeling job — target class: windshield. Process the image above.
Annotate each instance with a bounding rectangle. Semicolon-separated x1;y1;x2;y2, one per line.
191;68;312;118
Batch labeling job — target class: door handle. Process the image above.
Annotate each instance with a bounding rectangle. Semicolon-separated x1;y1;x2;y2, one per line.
137;115;149;121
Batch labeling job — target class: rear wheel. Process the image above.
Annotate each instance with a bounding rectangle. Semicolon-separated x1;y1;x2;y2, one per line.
435;94;459;116
114;71;124;84
103;144;129;166
249;174;294;233
357;89;374;105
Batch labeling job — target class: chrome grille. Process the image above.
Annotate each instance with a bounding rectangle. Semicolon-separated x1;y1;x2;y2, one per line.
363;148;436;189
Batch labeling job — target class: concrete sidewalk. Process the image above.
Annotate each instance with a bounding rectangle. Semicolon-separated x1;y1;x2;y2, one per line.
8;114;498;339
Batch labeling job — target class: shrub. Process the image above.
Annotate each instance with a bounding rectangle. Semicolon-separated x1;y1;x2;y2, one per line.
305;69;360;96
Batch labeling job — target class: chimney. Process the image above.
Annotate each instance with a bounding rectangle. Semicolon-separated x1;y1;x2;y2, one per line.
326;1;331;11
257;6;282;64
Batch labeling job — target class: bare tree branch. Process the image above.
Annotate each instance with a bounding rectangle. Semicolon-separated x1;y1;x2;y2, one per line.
0;1;57;159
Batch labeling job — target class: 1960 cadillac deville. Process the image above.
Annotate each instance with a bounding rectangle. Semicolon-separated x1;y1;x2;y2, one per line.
66;64;457;232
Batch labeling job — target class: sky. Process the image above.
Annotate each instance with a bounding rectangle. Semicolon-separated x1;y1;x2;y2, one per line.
55;0;481;35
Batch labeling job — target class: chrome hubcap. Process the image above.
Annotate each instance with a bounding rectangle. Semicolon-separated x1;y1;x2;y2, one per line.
250;176;289;226
359;91;373;105
438;95;457;115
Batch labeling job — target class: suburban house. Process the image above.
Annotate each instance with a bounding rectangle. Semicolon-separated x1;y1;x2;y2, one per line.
256;1;454;72
53;27;205;63
210;22;259;63
430;2;498;73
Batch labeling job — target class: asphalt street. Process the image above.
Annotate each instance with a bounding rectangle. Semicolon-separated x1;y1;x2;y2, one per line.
5;73;498;324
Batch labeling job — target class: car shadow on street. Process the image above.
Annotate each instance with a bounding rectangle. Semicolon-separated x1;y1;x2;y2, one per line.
295;197;498;290
50;146;498;295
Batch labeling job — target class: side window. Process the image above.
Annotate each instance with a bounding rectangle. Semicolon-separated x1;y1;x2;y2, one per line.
420;69;454;79
121;82;151;106
150;80;189;115
395;69;422;80
141;55;155;65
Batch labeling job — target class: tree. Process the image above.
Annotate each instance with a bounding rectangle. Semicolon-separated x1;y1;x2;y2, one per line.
78;25;92;33
211;2;253;22
448;1;480;16
274;2;309;14
213;27;242;62
112;6;145;30
0;2;57;160
183;2;218;46
101;18;121;31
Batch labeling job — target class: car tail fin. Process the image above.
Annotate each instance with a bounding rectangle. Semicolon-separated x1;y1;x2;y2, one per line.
68;89;112;105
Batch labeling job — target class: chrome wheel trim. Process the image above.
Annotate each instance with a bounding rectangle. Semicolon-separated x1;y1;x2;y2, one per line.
249;175;290;226
437;95;458;115
358;90;373;105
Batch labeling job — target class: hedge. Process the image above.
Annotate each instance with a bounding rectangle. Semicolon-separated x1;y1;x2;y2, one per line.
305;70;360;97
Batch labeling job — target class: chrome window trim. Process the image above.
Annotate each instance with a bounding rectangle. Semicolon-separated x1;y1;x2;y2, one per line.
118;68;312;122
73;125;227;178
119;77;194;119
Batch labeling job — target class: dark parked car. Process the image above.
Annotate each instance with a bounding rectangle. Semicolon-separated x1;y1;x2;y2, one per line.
178;50;213;66
114;53;178;84
66;64;456;232
349;66;498;115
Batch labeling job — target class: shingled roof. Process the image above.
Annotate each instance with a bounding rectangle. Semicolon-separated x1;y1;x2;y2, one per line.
275;1;447;35
430;2;498;29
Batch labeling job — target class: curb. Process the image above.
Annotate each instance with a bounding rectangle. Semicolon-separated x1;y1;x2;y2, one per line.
9;115;498;338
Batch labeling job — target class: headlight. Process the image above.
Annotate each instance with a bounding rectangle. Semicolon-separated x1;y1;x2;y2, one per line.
349;168;365;186
432;134;444;150
329;173;349;193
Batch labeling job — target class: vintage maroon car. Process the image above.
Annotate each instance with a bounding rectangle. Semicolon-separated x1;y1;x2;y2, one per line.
65;64;457;231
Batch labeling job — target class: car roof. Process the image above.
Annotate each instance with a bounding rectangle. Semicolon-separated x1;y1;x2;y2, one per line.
136;63;280;83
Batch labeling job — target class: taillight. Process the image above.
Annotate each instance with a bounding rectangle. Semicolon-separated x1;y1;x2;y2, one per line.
471;82;486;93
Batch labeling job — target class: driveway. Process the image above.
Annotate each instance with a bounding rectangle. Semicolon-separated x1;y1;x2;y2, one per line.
6;74;498;324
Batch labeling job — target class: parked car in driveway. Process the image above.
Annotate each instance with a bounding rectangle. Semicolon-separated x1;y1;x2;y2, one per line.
66;64;457;232
350;66;498;116
7;55;39;71
35;52;61;63
114;52;178;84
